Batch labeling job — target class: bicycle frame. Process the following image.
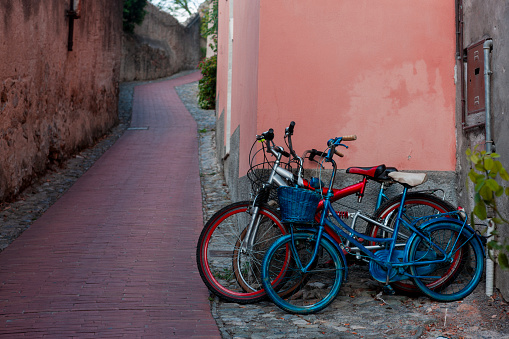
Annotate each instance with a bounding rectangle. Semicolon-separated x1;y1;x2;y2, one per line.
241;158;390;254
292;151;475;283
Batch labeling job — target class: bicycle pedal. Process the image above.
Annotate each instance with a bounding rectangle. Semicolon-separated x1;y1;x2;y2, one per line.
383;285;395;295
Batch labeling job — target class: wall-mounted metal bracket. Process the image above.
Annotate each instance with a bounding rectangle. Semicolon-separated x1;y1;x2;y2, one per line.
66;0;81;51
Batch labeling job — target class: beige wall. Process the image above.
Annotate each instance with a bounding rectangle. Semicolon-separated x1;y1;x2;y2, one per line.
0;0;123;200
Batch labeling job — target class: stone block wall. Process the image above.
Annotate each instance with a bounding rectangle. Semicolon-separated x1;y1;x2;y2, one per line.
120;3;202;82
0;0;123;201
457;0;509;300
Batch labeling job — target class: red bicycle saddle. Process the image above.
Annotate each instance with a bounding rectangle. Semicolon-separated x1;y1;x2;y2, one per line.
346;165;388;180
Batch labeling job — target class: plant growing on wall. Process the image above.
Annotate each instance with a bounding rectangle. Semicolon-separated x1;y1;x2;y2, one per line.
197;0;217;109
467;147;509;268
200;0;218;53
123;0;148;33
198;54;217;109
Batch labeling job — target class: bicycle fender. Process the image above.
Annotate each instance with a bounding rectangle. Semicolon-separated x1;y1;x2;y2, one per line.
404;217;486;259
294;228;349;281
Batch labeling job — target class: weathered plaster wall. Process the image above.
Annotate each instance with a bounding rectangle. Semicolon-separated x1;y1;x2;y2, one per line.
256;0;456;173
120;3;201;82
216;0;457;202
0;0;123;201
458;0;509;300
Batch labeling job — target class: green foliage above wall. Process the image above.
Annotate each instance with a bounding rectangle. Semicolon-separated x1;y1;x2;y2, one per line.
123;0;148;33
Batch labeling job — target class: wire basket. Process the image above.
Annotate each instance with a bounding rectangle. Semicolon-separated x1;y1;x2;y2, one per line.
247;161;276;193
247;160;296;202
277;187;321;224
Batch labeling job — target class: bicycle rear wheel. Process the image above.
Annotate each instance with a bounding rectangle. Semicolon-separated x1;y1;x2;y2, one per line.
366;193;456;293
408;222;484;301
261;232;345;314
196;201;285;303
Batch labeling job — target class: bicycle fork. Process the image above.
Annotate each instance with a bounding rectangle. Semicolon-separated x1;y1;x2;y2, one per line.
289;225;325;273
240;205;263;253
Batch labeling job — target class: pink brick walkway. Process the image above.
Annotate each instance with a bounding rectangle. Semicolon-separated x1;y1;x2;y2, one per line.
0;72;221;338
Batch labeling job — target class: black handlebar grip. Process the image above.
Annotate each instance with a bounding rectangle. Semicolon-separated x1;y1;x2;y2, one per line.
308;149;326;161
264;128;274;141
288;121;295;135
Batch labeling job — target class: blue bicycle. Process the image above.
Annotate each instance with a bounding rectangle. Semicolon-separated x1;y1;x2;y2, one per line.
261;135;485;314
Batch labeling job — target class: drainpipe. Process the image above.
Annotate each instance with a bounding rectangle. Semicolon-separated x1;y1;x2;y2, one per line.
483;39;494;296
484;39;493;153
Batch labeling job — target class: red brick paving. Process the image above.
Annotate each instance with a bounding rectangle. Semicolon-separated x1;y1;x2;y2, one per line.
0;71;222;338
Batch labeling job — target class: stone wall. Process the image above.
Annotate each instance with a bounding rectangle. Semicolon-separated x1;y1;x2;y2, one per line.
457;0;509;300
120;3;202;82
0;0;123;201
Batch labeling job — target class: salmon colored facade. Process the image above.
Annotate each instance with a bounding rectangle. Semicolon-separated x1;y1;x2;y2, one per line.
216;0;456;187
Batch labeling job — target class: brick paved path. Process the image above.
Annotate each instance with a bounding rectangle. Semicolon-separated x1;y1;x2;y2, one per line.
0;72;221;338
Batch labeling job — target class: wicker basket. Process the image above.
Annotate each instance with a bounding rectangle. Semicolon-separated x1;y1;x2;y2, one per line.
277;187;321;224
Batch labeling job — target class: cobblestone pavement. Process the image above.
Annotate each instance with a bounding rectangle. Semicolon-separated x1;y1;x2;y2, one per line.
1;70;509;338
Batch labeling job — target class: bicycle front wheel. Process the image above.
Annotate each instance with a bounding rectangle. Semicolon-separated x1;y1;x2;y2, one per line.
196;201;285;303
262;232;345;314
408;222;484;302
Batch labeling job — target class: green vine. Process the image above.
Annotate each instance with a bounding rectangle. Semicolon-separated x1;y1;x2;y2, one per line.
197;0;218;109
198;55;217;109
467;147;509;268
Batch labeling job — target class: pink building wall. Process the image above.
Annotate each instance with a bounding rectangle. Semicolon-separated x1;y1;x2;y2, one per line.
217;0;456;180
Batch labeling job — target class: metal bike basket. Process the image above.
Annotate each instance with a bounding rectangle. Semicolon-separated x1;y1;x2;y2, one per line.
277;187;321;224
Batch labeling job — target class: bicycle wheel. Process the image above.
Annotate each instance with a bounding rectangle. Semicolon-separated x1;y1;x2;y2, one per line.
366;193;456;293
196;201;285;303
261;232;345;314
408;222;484;301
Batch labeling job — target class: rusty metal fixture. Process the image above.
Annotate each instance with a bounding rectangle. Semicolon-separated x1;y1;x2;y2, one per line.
66;0;81;51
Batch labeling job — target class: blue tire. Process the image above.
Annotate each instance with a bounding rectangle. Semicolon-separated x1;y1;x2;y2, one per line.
261;232;345;314
408;222;484;301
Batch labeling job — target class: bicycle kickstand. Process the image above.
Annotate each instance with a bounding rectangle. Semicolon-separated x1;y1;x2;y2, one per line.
383;275;395;295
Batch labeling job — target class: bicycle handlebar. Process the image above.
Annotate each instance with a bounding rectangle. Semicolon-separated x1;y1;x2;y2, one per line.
341;135;357;142
302;149;327;162
286;121;295;136
256;128;274;142
326;135;357;160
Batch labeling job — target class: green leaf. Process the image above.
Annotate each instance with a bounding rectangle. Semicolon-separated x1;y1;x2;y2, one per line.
506;187;509;196
468;170;480;184
493;160;502;173
496;185;504;197
475;163;486;172
466;148;472;156
492;217;505;224
474;179;485;193
474;192;481;204
491;152;501;158
499;253;509;270
486;179;500;191
471;154;480;165
474;202;487;220
485;157;494;170
488;240;503;250
479;185;493;200
500;167;509;181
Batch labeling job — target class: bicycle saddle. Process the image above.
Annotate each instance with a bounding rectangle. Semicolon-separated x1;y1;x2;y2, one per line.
346;165;386;179
388;172;428;187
